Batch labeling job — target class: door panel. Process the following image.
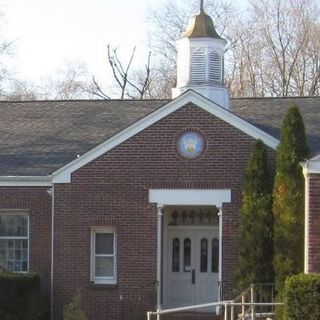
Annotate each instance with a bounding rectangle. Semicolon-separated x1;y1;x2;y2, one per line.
166;230;195;308
165;228;219;309
195;230;219;305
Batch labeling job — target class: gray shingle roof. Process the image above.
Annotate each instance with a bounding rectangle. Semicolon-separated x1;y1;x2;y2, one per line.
0;100;168;175
231;96;320;157
0;96;319;176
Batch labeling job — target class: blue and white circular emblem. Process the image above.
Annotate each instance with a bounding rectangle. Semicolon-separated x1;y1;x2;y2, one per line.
178;131;204;158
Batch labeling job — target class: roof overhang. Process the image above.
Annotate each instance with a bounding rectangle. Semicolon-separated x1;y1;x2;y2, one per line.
0;90;280;185
0;176;52;187
301;153;320;175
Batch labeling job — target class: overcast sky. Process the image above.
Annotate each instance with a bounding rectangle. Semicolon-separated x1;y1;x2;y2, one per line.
1;0;247;87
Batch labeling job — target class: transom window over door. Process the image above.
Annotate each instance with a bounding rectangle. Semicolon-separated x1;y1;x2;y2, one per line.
91;229;116;284
0;212;29;272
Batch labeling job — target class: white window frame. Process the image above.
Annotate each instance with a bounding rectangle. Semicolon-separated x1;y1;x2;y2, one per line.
0;210;29;273
91;228;117;284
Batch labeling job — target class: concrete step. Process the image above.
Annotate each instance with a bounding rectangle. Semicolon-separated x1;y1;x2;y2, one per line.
160;312;223;320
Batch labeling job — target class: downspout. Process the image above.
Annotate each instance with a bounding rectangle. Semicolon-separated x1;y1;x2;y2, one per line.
50;185;55;320
218;207;223;301
303;163;309;273
156;204;163;319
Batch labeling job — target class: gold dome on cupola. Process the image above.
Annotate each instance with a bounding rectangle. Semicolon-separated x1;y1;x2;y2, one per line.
181;1;223;40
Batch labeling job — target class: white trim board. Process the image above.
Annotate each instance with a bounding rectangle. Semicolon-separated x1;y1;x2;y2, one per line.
301;159;320;174
149;189;231;207
0;176;52;187
310;153;320;161
51;90;279;183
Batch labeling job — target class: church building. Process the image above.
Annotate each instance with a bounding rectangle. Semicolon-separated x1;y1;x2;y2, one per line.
0;3;319;320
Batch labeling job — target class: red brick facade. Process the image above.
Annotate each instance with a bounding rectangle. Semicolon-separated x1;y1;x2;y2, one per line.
0;103;276;320
52;104;275;319
307;173;320;272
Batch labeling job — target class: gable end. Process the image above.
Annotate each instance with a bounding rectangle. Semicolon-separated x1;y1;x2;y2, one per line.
51;91;279;183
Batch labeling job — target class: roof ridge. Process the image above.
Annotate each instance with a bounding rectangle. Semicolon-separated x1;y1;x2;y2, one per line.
0;98;170;103
0;96;319;103
231;96;320;100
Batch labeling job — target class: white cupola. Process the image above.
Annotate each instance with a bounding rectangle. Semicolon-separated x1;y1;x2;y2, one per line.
172;1;230;109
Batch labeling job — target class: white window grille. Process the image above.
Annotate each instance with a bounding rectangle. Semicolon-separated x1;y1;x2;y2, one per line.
0;213;29;272
91;229;116;284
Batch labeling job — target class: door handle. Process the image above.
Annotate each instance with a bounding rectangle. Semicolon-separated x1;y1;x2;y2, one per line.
191;269;195;284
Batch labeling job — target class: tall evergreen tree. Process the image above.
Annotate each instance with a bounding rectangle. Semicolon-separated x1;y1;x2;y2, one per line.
235;140;274;290
273;104;309;292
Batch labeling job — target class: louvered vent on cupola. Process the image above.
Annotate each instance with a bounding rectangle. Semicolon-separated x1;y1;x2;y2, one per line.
189;47;222;85
209;50;222;84
190;48;206;84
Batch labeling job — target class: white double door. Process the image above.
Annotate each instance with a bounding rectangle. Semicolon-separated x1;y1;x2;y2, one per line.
164;227;219;309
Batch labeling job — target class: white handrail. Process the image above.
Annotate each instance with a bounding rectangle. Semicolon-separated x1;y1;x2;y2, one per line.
149;300;232;315
147;301;284;320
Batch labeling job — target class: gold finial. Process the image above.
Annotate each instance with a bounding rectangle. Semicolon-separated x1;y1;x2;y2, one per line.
200;0;204;12
181;0;224;40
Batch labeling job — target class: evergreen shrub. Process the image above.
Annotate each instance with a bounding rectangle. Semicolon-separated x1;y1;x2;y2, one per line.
273;104;309;291
284;273;320;320
0;271;41;320
235;140;274;289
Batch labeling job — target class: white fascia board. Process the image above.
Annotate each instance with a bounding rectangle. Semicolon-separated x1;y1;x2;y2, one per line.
0;176;52;187
52;90;279;183
149;189;231;207
301;158;320;174
310;153;320;161
195;94;279;149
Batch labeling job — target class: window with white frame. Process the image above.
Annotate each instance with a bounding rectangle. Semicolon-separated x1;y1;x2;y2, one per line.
0;212;29;272
91;229;116;284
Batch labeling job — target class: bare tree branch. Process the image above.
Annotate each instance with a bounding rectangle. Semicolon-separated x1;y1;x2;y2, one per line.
91;77;110;99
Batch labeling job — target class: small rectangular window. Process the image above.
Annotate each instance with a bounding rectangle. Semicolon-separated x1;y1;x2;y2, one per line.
0;212;29;272
91;229;116;284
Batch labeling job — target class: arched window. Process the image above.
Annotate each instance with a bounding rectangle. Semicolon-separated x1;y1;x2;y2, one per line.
184;238;191;272
172;238;180;272
200;238;208;272
212;238;219;272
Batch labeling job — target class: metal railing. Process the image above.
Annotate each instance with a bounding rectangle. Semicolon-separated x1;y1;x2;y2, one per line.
147;284;283;320
232;283;277;320
147;301;283;320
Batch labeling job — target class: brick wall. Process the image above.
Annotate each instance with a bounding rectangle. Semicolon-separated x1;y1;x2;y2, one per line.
0;187;52;302
53;103;276;320
308;173;320;272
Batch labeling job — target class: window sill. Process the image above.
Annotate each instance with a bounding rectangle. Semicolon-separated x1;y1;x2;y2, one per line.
90;282;118;289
